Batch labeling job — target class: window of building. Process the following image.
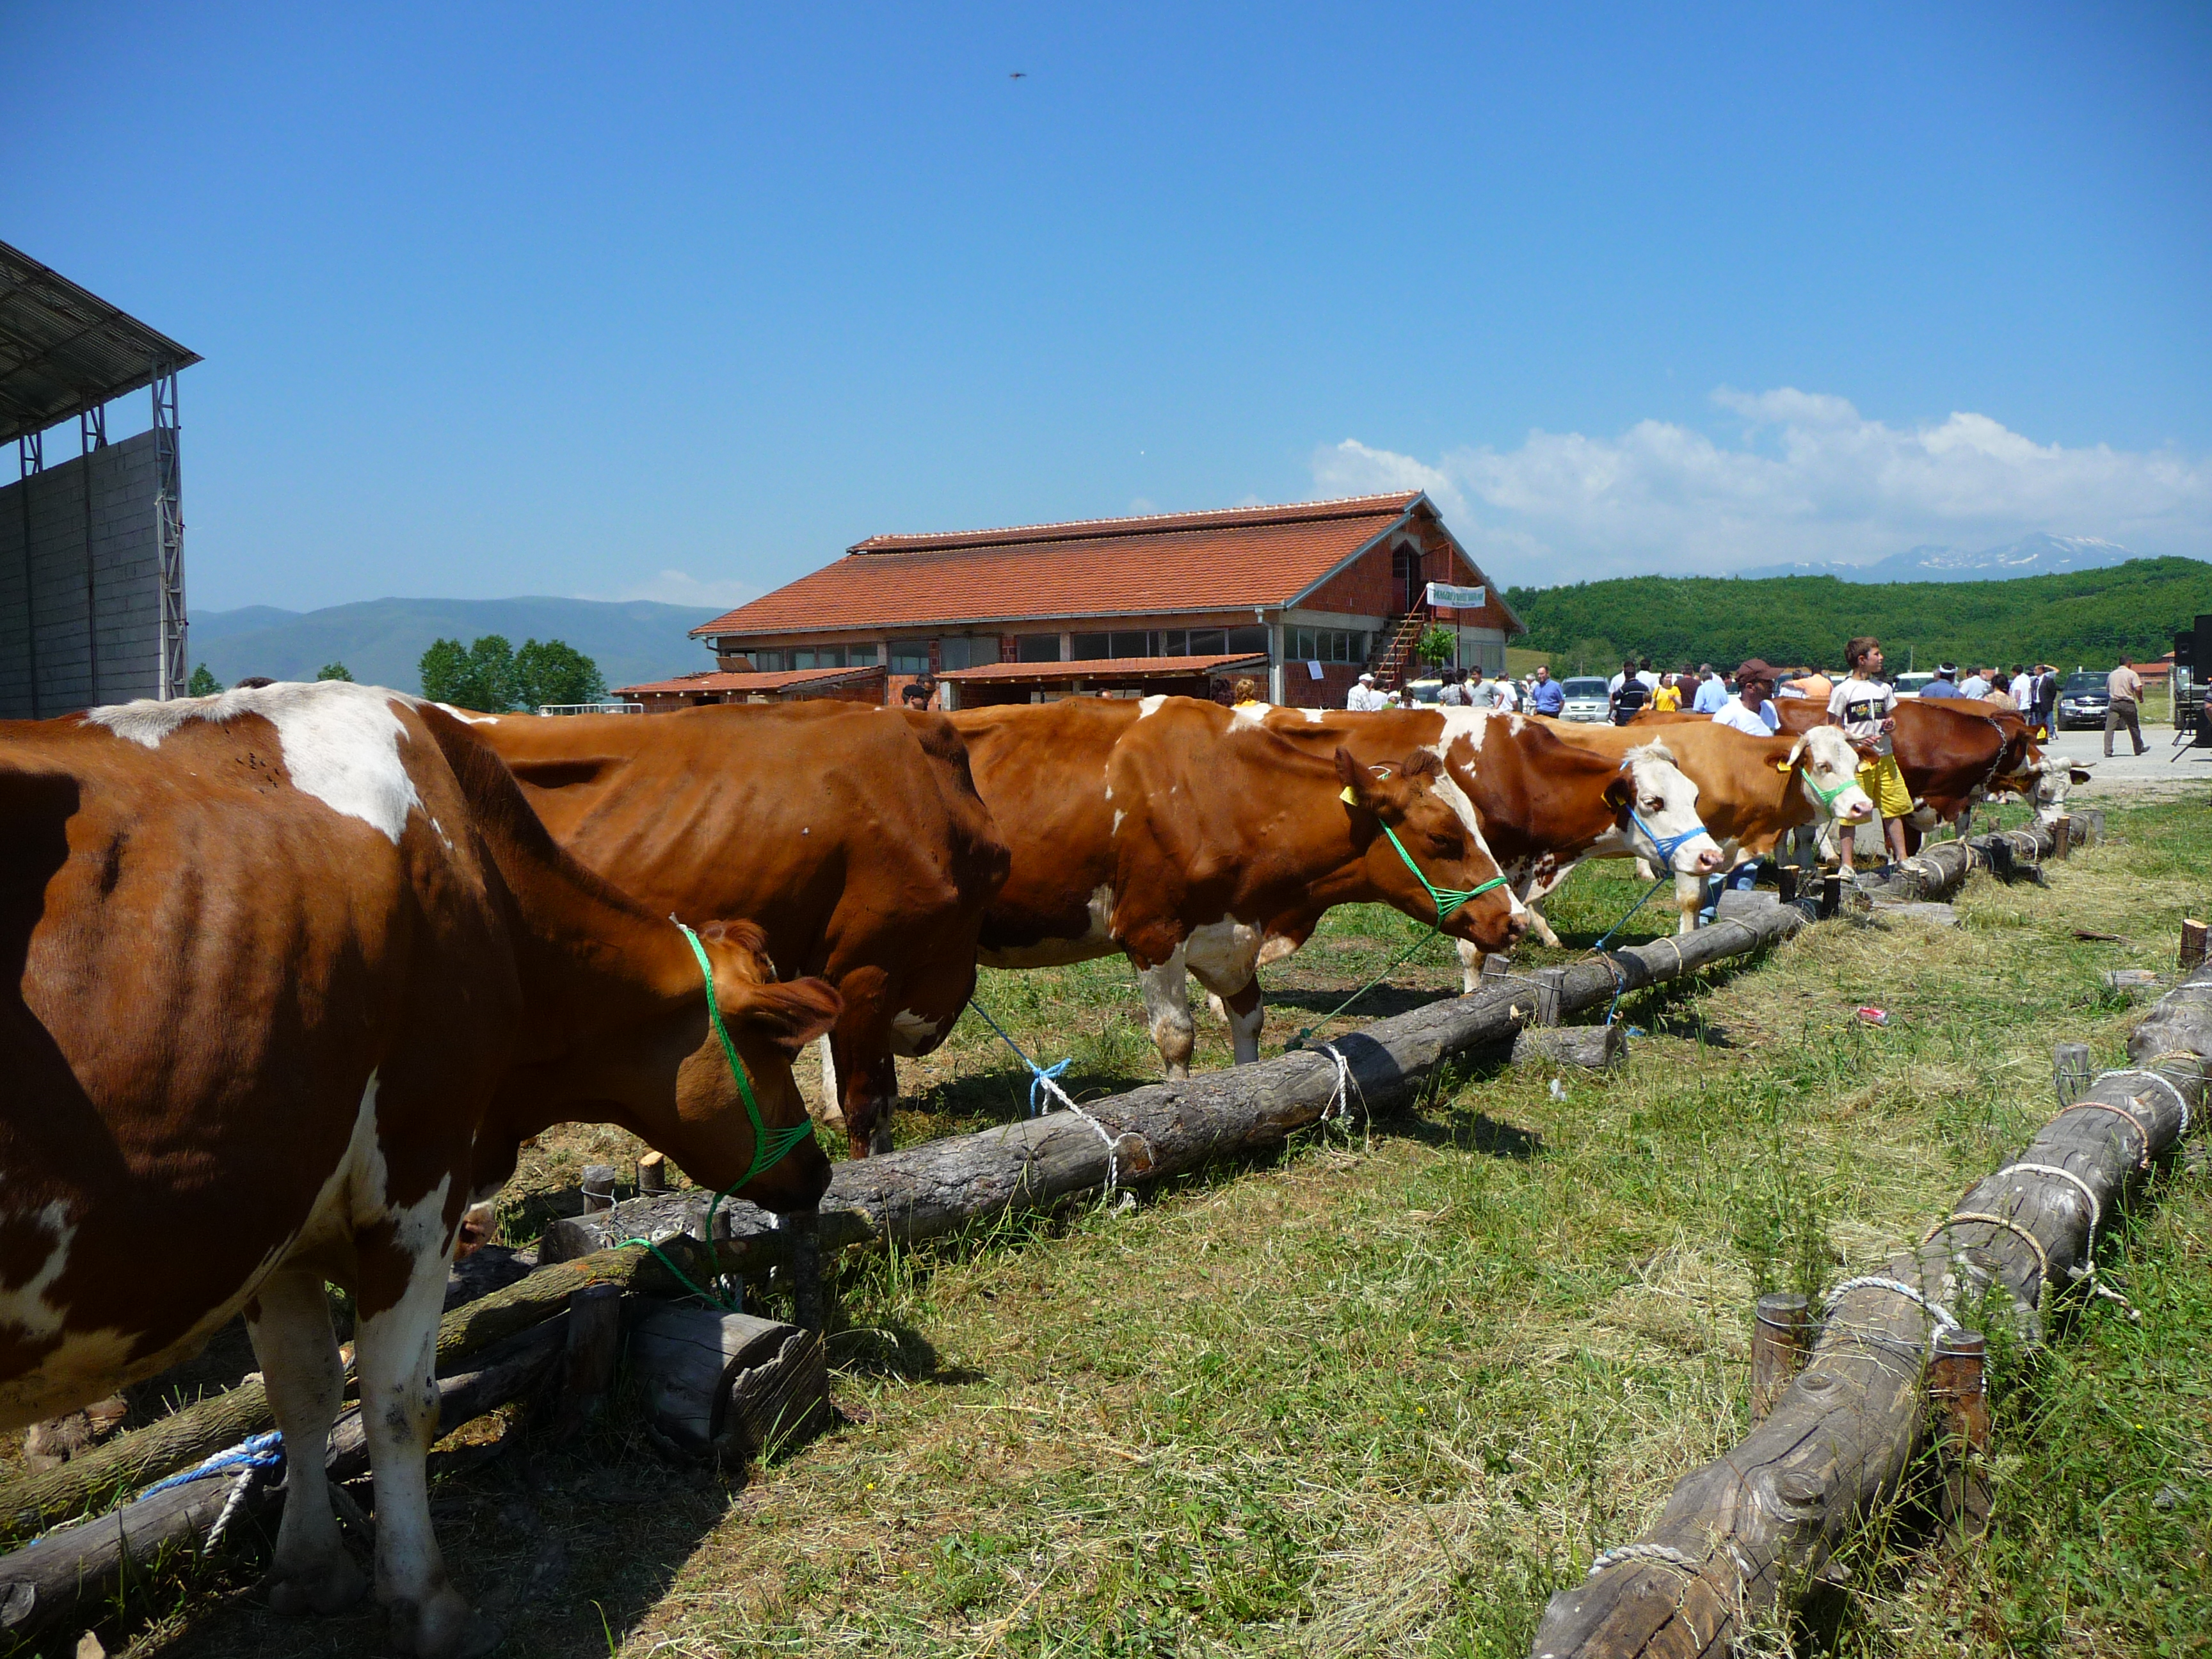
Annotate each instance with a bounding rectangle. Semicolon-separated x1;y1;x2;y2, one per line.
1070;634;1112;660
889;640;932;675
746;648;788;672
1016;634;1063;663
845;643;878;666
1227;625;1269;655
940;637;988;670
1288;627;1370;665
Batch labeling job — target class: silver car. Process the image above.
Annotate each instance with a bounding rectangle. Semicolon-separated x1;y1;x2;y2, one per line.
1559;676;1610;722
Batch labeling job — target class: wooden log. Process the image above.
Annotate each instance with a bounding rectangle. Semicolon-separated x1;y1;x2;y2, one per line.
1929;1327;1991;1541
1749;1294;1809;1424
1511;1025;1626;1071
783;1209;826;1334
2049;815;2071;858
2182;919;2208;974
625;1304;821;1463
0;1318;567;1646
637;1149;669;1194
1528;962;2212;1658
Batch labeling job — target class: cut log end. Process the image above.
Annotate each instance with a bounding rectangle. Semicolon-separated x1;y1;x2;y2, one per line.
1511;1025;1626;1071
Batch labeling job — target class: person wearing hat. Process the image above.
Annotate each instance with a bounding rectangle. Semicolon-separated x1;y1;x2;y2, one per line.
1347;671;1386;711
1711;660;1783;736
1919;662;1964;700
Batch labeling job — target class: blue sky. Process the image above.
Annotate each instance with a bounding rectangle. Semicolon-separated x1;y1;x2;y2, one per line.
8;2;2208;611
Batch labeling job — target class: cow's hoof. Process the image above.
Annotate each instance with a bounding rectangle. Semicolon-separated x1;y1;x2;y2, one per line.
387;1587;500;1658
866;1125;895;1157
265;1553;368;1615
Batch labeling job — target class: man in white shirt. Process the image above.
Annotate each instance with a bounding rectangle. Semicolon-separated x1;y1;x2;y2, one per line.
1711;660;1783;736
1493;674;1520;712
2008;666;2033;709
1347;671;1386;711
1958;668;1991;700
1692;664;1730;714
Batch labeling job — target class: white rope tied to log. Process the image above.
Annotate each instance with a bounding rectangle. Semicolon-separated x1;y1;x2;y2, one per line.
1587;1541;1701;1580
1822;1276;1960;1347
1313;1041;1354;1126
1991;1161;2141;1321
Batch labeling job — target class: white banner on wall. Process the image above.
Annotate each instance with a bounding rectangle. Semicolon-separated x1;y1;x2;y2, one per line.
1426;582;1485;609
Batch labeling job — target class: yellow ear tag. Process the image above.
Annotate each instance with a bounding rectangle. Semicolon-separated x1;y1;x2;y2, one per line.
1340;785;1359;806
1776;761;1793;773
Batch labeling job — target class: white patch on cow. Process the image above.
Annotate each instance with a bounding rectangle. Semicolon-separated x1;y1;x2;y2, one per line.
1134;943;1196;1078
87;680;425;845
1137;694;1168;719
978;884;1120;969
1792;727;1874;824
1256;934;1299;966
432;703;499;725
1600;741;1720;875
0;1201;76;1350
1300;708;1324;723
1183;917;1262;991
1112;808;1125;833
1228;701;1272;729
890;1009;943;1054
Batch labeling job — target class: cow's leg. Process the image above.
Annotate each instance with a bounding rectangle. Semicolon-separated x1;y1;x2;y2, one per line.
1457;936;1482;993
354;1214;492;1658
812;1034;849;1138
1217;979;1265;1064
1133;944;1195;1078
247;1267;365;1615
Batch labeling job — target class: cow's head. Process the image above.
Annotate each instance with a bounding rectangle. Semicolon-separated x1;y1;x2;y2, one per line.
1785;727;1875;827
1334;748;1529;950
652;918;841;1212
1602;742;1724;885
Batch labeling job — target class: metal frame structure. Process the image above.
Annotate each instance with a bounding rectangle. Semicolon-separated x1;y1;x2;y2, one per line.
1;240;200;714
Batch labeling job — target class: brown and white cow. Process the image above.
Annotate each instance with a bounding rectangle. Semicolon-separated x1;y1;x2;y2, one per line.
1;682;838;1657
952;695;1528;1073
1772;696;2080;844
463;701;1009;1157
1546;717;1874;931
1261;707;1729;958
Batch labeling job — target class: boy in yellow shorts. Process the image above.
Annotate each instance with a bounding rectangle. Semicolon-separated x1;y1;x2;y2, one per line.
1826;636;1913;875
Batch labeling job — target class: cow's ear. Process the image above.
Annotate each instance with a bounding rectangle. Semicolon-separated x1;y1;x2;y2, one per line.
1334;747;1402;819
1399;749;1443;783
1601;774;1633;811
736;977;843;1059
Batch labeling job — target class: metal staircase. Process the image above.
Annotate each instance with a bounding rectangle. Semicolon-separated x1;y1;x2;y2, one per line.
1370;611;1430;689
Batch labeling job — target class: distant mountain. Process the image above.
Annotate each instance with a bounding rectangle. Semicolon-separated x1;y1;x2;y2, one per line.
186;597;714;695
1738;533;2147;583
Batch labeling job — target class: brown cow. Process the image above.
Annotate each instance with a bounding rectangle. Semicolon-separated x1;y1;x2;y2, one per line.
1;682;838;1656
463;701;1009;1157
1772;696;2079;846
1545;718;1875;930
952;696;1527;1073
1262;708;1727;956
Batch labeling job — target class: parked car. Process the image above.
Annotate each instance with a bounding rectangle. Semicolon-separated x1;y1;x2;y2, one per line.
1892;670;1938;699
1403;678;1443;705
1559;676;1610;722
2057;670;2112;730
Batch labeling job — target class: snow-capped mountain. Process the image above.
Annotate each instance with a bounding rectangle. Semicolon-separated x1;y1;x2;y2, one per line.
1738;533;2142;582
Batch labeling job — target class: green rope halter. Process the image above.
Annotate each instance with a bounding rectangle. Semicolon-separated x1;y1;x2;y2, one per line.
618;921;818;1311
1379;822;1511;924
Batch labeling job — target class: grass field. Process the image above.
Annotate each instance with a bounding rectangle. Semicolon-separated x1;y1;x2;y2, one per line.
15;790;2211;1659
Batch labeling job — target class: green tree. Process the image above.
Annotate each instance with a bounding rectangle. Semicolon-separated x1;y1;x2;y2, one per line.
418;634;518;710
511;637;607;709
1415;625;1457;667
316;661;354;682
187;663;220;696
1568;637;1619;677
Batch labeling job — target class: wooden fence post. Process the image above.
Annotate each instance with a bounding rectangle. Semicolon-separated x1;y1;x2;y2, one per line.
550;1282;623;1441
637;1150;669;1194
2052;1042;2094;1109
2183;919;2209;974
1749;1293;1810;1423
2049;815;2071;859
1818;874;1842;920
784;1209;826;1334
581;1164;616;1214
1929;1327;1991;1541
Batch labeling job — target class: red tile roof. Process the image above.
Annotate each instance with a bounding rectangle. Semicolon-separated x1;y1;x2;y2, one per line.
611;665;885;696
937;652;1270;683
691;493;1430;639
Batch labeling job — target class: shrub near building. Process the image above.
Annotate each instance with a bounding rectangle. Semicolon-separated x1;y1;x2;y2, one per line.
419;634;605;712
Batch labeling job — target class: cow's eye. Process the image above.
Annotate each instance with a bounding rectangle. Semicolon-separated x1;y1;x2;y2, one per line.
1641;796;1663;814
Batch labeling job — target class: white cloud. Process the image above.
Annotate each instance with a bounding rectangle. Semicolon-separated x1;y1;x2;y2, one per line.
584;568;760;607
1315;389;2211;584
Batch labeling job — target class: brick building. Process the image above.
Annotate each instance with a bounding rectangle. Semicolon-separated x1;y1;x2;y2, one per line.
630;492;1523;710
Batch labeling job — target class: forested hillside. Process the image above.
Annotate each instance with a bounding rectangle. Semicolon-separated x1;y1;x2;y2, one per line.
1505;556;2212;672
